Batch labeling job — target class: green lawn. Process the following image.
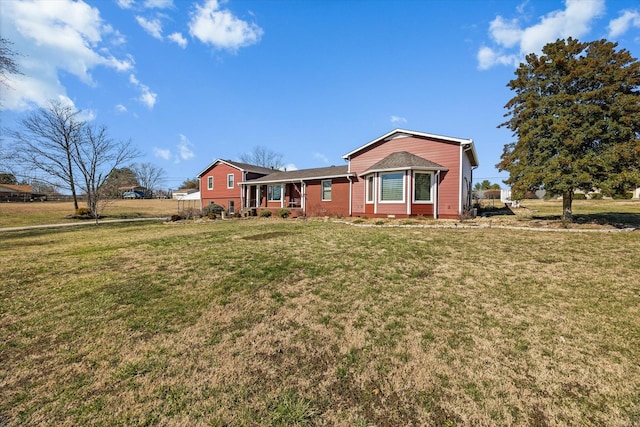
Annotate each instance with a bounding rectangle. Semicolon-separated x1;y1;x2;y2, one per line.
1;217;639;426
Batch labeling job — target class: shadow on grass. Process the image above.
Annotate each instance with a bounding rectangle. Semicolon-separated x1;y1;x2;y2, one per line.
531;212;640;228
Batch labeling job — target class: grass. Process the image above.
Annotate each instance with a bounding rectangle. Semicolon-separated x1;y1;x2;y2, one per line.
0;199;177;227
0;200;639;425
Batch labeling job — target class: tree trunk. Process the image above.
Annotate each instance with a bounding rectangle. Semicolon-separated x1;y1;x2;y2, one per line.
562;190;573;221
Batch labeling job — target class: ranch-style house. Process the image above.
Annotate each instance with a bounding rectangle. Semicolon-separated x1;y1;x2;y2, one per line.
197;129;479;219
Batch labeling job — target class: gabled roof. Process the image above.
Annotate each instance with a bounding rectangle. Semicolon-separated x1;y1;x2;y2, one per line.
244;165;352;184
197;159;275;178
342;128;479;167
362;151;448;175
0;184;33;193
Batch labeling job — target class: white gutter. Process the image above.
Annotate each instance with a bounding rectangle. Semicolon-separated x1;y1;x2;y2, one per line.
459;144;463;216
347;175;353;216
434;170;440;219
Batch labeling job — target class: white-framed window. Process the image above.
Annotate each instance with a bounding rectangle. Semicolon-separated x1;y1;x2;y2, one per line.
207;176;214;190
321;180;332;201
366;175;374;203
228;200;235;214
413;172;433;203
227;173;234;189
379;172;405;202
267;185;282;201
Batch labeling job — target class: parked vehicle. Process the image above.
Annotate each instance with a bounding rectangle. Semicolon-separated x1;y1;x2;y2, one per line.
123;191;144;199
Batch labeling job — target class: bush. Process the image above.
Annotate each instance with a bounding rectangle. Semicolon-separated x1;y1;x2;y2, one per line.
278;208;291;219
203;203;224;219
170;214;182;222
573;193;587;200
589;192;603;200
612;192;633;199
259;210;272;218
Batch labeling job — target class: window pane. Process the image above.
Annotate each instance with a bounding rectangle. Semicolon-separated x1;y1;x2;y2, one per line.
367;176;374;202
415;173;431;201
208;176;213;190
268;185;281;201
322;180;331;201
227;174;234;188
380;173;404;201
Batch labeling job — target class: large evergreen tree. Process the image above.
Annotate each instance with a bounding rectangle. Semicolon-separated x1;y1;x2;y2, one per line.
497;38;640;220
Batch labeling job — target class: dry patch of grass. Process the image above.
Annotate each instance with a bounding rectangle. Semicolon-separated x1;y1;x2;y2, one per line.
1;219;639;426
0;199;178;228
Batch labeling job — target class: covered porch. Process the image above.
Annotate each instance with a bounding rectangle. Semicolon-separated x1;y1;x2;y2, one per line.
241;181;306;216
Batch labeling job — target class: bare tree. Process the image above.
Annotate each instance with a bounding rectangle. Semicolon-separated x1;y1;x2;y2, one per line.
239;146;283;169
73;124;139;221
9;100;84;210
1;37;22;89
132;162;166;197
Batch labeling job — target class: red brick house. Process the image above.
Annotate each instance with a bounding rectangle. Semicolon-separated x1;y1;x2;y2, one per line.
343;129;478;219
198;159;274;215
197;129;478;219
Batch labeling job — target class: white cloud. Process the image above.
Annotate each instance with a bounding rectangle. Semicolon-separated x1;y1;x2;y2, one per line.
390;115;407;125
177;134;195;160
144;0;173;8
189;0;263;50
0;0;134;111
116;0;135;9
115;104;128;113
153;147;171;160
478;0;605;70
168;32;188;48
129;74;157;109
313;152;329;164
608;10;640;38
135;15;163;39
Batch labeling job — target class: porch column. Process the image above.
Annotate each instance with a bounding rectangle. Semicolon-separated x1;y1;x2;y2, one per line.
301;182;306;215
280;184;284;208
406;171;411;216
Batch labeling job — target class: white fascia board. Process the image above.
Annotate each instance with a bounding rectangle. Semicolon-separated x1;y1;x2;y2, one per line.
342;128;474;160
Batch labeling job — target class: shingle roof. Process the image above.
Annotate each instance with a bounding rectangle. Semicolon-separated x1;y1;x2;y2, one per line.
222;160;276;175
247;165;352;184
197;158;275;177
362;151;448;174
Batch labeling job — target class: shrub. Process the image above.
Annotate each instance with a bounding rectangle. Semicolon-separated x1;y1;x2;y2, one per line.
612;192;633;199
278;208;291;219
589;192;603;200
259;210;272;218
170;214;182;222
203;203;224;219
573;193;587;200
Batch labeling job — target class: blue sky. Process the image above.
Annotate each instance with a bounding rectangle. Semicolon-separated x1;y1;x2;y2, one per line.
2;0;640;190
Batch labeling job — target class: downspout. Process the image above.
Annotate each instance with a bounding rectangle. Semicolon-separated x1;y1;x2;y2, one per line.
459;144;464;217
434;170;440;219
347;175;353;216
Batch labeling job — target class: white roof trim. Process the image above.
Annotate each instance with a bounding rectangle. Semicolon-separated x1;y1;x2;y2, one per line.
342;128;474;160
240;172;353;185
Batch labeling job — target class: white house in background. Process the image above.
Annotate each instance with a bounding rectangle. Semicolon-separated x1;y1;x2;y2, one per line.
634;187;640;198
172;188;198;200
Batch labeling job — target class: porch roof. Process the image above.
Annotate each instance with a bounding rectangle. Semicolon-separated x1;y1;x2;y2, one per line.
242;165;353;185
362;151;448;175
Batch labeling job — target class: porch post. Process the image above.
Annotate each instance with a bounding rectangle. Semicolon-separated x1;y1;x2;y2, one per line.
281;184;284;208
